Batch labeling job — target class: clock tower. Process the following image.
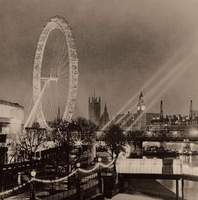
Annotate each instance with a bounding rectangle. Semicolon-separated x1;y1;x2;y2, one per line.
137;91;145;113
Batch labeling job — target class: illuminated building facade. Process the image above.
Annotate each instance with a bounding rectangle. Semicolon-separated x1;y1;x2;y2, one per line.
146;100;198;136
189;100;198;120
0;100;24;163
120;92;160;130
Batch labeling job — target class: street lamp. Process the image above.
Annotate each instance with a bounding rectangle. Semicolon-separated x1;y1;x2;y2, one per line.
76;162;81;198
98;157;102;163
97;157;102;193
31;170;36;178
76;162;81;168
112;154;117;185
30;170;36;200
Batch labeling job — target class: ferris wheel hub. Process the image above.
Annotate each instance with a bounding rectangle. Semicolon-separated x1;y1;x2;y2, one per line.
41;77;58;82
50;77;58;82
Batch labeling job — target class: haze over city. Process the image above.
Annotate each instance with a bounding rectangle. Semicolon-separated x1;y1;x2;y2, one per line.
2;1;198;200
1;0;198;119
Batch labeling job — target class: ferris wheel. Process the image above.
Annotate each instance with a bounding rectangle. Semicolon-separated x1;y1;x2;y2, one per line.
25;16;79;129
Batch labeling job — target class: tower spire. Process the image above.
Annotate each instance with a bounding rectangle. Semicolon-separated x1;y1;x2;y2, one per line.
57;106;61;122
100;103;110;127
88;92;101;126
104;103;107;112
160;100;163;119
137;91;145;112
189;99;193;119
139;91;143;100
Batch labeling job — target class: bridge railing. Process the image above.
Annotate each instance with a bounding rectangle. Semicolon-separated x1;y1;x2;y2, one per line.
116;158;182;175
117;158;198;178
182;164;198;177
0;159;115;199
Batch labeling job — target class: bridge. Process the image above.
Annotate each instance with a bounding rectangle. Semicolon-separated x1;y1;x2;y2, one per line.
126;134;198;142
97;129;198;158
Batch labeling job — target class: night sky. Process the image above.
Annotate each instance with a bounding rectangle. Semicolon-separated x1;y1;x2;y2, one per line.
1;0;198;119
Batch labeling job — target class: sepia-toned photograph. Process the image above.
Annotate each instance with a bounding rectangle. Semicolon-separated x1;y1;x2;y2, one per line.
0;0;198;199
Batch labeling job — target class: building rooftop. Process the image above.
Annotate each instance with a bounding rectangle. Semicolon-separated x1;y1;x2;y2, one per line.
0;99;24;109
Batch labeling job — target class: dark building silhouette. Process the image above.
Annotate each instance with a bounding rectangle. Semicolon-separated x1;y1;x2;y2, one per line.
88;96;101;126
100;104;110;128
160;100;164;120
189;100;198;120
115;92;198;134
0;134;7;164
118;92;160;130
189;100;193;120
88;95;110;127
57;106;61;122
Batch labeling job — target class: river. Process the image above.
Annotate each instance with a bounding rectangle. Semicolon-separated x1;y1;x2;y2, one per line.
113;193;161;200
113;155;198;200
159;155;198;200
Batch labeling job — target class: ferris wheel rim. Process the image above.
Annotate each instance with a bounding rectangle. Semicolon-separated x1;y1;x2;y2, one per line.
33;16;79;129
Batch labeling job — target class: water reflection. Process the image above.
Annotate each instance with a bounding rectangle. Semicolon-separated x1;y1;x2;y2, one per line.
117;154;198;199
112;193;161;200
160;155;198;200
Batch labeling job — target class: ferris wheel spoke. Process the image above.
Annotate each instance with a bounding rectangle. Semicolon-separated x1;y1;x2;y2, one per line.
58;55;69;70
58;71;69;79
56;39;68;72
43;83;58;123
58;59;69;73
56;58;69;79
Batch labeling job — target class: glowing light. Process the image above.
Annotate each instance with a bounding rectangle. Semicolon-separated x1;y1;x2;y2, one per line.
31;170;36;177
74;139;83;146
70;154;76;159
24;79;51;128
172;131;178;137
101;40;193;131
126;55;195;131
189;128;198;137
41;76;58;82
146;131;153;137
76;163;80;168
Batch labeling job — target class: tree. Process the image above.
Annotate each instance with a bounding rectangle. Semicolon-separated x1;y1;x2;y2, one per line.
51;118;97;145
51;118;98;172
51;120;81;174
76;117;97;143
18;123;47;161
104;124;126;159
126;130;144;141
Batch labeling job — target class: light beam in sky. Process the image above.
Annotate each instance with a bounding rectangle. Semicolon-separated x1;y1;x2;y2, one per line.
101;34;195;131
126;52;197;131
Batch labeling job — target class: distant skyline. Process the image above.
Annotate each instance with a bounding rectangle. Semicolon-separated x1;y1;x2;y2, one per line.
1;0;198;119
